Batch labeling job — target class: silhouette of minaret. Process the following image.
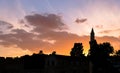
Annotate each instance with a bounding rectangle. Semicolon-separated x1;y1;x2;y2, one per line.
90;28;95;41
88;28;95;72
89;28;96;51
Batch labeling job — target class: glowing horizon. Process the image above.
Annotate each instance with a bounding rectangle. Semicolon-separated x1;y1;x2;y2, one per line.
0;0;120;57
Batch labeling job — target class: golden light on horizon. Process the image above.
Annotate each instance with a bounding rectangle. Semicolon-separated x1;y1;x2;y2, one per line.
0;0;120;57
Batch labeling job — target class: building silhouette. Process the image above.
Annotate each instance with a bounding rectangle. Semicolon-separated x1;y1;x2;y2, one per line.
89;28;95;53
0;28;120;73
90;28;95;42
88;28;97;56
88;28;120;73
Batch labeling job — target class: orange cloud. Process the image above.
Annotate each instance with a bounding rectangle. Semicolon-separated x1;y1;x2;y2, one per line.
0;13;120;57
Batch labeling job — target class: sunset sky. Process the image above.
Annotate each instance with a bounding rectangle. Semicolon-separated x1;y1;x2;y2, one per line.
0;0;120;57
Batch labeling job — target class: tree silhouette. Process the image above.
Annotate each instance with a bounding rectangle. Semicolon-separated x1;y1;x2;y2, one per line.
98;42;114;57
115;50;120;56
39;50;44;55
70;43;84;57
88;41;117;73
88;41;114;59
52;51;56;55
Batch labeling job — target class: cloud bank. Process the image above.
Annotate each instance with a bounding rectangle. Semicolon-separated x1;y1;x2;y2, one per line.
0;13;120;57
